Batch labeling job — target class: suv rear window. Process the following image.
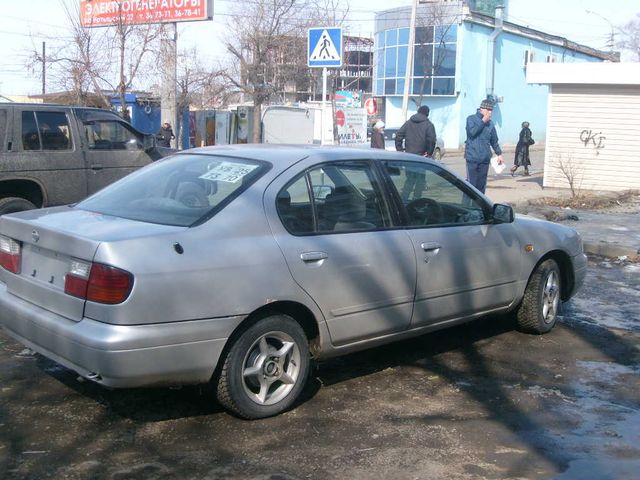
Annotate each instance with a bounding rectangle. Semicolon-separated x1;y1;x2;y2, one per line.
22;111;72;151
77;153;269;226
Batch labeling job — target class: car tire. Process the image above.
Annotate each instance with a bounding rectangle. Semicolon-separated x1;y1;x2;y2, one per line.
516;259;561;334
433;148;441;161
216;314;310;419
0;197;37;215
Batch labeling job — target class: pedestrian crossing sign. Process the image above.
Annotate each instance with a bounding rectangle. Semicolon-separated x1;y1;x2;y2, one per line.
308;27;342;68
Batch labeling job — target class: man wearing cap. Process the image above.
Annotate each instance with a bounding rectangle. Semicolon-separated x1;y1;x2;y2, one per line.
395;105;437;200
464;99;504;193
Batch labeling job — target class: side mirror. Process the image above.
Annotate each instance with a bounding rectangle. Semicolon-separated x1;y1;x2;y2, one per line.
492;203;514;224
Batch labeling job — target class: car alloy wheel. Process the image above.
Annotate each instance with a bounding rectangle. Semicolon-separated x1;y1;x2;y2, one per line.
216;314;309;419
241;330;302;406
541;268;560;324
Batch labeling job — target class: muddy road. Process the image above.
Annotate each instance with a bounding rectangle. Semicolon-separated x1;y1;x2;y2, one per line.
1;258;639;480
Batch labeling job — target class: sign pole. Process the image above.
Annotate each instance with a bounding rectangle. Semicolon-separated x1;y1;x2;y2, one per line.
321;67;328;145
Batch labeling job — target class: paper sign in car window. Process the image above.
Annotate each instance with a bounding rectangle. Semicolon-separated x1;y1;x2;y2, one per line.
199;162;259;183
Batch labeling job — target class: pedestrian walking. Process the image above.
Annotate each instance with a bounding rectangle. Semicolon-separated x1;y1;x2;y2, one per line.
464;99;503;193
511;121;534;176
370;120;385;149
395;105;437;200
395;105;436;157
157;121;175;147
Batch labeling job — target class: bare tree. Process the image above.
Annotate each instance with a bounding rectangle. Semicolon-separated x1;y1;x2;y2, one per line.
29;0;163;119
223;0;349;142
176;48;230;111
555;154;583;198
617;13;640;61
108;6;165;121
224;0;308;141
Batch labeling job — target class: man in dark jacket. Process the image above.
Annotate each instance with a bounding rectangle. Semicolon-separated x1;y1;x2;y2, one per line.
464;99;503;193
395;105;436;156
395;105;437;200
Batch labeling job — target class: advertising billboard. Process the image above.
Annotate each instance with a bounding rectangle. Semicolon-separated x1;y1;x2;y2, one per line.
336;108;367;147
80;0;213;27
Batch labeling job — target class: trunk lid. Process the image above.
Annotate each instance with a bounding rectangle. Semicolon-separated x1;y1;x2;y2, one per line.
0;206;184;321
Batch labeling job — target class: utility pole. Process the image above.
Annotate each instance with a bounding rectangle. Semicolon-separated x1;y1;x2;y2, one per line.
42;42;46;95
161;23;178;148
401;0;419;121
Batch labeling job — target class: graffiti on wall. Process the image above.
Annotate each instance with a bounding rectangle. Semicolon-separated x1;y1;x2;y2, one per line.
579;129;606;154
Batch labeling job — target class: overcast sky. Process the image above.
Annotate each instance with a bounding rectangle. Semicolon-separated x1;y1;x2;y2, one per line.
0;0;637;96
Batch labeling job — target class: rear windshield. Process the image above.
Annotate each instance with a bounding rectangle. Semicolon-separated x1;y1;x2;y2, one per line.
77;153;269;226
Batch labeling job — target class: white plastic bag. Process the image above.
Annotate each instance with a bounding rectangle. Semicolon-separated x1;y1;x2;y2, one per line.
491;156;506;174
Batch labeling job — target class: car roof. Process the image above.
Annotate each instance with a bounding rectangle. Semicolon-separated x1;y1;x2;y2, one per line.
176;144;419;170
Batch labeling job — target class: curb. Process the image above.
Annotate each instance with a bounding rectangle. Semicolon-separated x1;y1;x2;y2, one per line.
583;241;640;261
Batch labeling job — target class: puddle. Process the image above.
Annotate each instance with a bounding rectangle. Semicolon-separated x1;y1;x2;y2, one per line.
525;360;640;480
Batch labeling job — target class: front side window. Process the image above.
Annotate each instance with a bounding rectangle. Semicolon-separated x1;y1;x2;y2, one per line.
21;111;72;151
383;161;488;227
277;162;391;235
84;120;142;150
78;154;269;226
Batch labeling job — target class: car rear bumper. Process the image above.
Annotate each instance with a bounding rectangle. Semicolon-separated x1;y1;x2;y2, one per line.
0;283;243;388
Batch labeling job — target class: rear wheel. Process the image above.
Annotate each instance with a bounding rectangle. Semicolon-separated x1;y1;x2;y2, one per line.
516;259;561;334
432;148;442;161
216;314;309;419
0;197;37;215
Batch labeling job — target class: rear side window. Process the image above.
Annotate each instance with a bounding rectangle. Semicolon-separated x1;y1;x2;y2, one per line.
277;161;392;235
21;111;72;151
84;120;142;150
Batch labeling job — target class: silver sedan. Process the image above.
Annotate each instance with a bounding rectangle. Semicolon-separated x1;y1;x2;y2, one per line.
0;145;587;419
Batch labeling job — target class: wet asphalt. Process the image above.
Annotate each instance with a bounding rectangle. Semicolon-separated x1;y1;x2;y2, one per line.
2;148;640;479
1;256;638;480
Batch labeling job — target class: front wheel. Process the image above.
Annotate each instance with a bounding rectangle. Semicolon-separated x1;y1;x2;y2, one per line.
216;314;309;419
516;259;562;334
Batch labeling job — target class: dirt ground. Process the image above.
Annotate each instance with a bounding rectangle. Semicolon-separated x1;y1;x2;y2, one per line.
1;257;639;480
526;190;640;213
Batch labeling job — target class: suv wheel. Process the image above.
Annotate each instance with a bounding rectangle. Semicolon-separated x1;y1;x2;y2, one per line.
0;197;37;215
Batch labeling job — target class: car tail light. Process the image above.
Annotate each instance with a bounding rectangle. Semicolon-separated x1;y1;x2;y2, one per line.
0;235;21;274
65;260;133;305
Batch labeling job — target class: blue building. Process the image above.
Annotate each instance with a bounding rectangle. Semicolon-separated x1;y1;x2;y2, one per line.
374;1;615;149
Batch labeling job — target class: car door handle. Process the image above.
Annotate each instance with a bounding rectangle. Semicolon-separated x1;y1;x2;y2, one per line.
300;251;328;262
421;242;442;252
91;164;104;170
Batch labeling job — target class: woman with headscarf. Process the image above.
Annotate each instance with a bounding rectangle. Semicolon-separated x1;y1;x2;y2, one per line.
511;121;534;176
370;120;385;149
